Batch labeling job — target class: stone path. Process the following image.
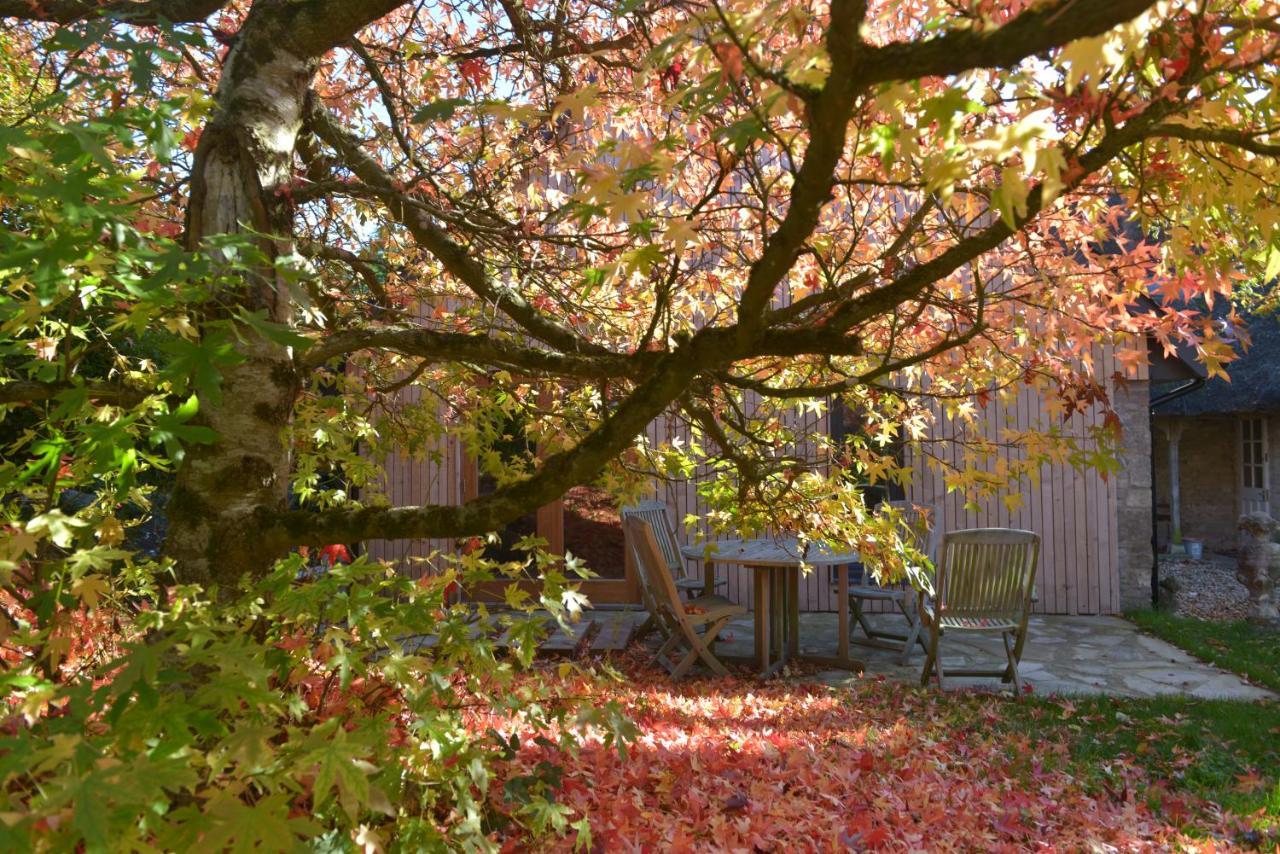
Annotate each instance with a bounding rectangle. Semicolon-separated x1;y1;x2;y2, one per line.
694;612;1275;699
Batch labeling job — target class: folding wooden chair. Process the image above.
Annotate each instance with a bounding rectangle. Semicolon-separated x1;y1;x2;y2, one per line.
843;501;938;665
623;516;745;678
621;501;725;597
919;528;1040;692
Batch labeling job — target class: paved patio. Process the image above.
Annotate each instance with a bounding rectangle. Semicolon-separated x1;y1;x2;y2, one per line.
674;611;1275;699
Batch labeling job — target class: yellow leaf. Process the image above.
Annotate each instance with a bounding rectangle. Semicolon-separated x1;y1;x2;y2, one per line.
0;527;38;561
663;217;697;252
72;574;110;608
552;86;599;122
96;516;125;546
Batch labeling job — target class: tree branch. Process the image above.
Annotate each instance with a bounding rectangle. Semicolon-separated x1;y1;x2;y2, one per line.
1149;124;1280;158
298;240;394;314
305;97;608;356
0;0;224;24
0;380;148;406
263;342;711;545
858;0;1160;85
301;325;653;376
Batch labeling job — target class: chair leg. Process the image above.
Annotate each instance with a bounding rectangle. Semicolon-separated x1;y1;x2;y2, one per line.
633;614;659;642
851;597;876;640
919;625;938;686
899;610;922;666
670;645;700;679
935;647;946;691
694;617;733;676
1003;632;1022;695
653;632;679;666
893;596;922;665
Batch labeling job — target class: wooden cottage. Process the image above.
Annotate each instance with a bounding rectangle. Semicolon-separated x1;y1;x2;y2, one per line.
367;344;1163;616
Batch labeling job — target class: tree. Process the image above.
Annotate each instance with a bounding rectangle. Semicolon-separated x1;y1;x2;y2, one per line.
1;1;1276;583
3;0;1280;847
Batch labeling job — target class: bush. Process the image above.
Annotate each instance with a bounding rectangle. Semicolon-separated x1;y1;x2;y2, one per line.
0;553;632;850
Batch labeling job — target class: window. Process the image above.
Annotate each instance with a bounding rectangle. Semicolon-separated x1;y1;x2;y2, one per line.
829;398;906;507
1241;416;1266;492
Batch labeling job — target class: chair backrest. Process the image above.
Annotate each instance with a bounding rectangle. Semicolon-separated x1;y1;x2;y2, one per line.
934;528;1040;623
853;500;939;587
623;516;685;622
621;501;684;575
882;500;939;558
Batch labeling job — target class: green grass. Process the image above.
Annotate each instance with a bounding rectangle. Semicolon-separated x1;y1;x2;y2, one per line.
1001;694;1280;829
1127;609;1280;692
985;610;1280;837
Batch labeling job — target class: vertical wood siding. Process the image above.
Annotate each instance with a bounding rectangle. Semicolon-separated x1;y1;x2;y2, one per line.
368;353;1130;614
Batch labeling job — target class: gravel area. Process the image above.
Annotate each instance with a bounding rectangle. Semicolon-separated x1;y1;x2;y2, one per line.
1159;552;1251;621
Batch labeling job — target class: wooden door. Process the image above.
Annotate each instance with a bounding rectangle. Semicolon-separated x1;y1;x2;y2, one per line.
462;462;640;605
1240;416;1271;516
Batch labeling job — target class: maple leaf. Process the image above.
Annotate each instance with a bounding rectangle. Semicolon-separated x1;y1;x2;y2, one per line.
1233;771;1266;794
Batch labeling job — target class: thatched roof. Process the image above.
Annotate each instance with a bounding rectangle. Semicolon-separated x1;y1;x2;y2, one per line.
1154;312;1280;416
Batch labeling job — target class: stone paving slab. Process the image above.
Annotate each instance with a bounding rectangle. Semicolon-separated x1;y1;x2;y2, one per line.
702;612;1276;700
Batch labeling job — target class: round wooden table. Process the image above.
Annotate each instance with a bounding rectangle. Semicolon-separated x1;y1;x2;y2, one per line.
681;538;862;677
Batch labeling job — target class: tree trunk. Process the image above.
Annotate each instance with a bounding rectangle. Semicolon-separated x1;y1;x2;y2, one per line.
1236;512;1280;625
165;19;314;586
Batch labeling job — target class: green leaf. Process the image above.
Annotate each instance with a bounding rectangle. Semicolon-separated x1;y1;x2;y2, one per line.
412;98;468;122
234;308;313;350
70;774;110;850
27;510;89;549
158;330;243;405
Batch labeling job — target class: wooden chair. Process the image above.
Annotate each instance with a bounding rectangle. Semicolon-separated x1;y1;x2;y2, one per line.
919;528;1040;692
621;501;726;598
843;500;938;664
623;516;745;678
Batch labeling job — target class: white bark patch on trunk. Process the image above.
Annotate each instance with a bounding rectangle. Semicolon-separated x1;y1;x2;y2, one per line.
168;40;316;584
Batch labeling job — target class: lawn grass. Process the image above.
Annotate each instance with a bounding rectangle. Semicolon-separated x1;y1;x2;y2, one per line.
1127;609;1280;692
991;609;1280;837
1000;694;1280;831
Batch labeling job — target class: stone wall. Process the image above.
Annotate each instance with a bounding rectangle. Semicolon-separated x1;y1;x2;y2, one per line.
1115;380;1155;610
1153;414;1241;553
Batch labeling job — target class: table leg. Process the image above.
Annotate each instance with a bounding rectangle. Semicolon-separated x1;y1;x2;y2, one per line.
787;567;800;658
837;563;850;664
703;561;716;599
771;568;784;661
753;567;770;673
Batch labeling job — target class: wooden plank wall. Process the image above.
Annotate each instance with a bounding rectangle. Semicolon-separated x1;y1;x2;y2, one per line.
366;352;1130;615
648;384;1119;616
361;379;462;579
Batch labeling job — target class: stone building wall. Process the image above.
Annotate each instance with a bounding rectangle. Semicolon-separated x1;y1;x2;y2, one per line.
1114;380;1155;611
1153;414;1241;554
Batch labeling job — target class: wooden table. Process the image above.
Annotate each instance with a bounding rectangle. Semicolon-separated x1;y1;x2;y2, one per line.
681;538;863;677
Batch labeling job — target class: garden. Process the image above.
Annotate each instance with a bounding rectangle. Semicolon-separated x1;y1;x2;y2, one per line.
2;0;1280;849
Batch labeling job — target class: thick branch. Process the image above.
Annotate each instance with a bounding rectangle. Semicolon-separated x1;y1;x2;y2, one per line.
306;98;607;356
859;0;1160;84
264;343;711;545
733;0;866;335
1149;124;1280;158
302;325;654;376
0;0;224;24
0;380;148;406
271;0;407;57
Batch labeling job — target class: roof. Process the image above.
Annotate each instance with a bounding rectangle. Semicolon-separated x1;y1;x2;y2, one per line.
1153;311;1280;416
